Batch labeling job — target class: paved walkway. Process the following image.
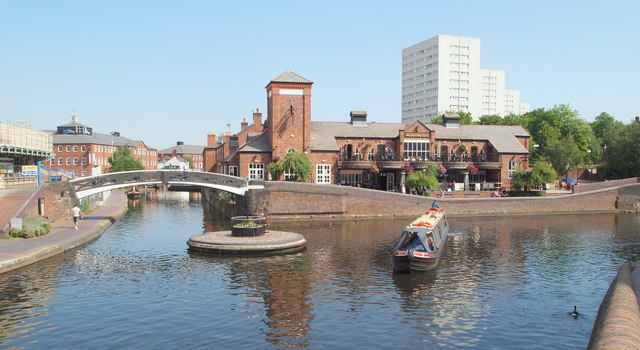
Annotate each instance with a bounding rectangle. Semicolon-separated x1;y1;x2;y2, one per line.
0;191;128;274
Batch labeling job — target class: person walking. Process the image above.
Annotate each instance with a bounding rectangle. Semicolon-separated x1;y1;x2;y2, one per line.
72;204;83;230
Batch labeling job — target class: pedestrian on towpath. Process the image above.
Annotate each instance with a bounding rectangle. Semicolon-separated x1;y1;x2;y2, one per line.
72;204;83;230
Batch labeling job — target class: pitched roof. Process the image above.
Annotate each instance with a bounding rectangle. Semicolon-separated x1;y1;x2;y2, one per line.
158;144;205;155
238;132;271;153
270;70;313;84
52;132;153;148
310;122;529;154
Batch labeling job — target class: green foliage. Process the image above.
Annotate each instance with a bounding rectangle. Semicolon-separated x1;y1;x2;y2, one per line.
478;114;504;125
405;170;439;191
545;136;584;175
265;151;313;182
108;145;144;173
591;112;623;140
7;217;51;239
508;191;544;197
458;144;467;153
510;161;557;191
602;121;640;179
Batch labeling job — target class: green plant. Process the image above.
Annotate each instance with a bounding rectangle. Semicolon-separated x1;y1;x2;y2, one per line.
458;144;467;153
234;221;263;228
7;216;52;239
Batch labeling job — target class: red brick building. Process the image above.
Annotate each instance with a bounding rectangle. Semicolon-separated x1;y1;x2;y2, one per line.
51;114;158;177
204;71;531;191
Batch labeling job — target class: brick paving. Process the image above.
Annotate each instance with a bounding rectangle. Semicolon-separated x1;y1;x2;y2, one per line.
0;189;34;236
0;191;127;274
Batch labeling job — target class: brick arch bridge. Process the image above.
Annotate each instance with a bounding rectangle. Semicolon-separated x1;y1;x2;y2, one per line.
70;170;263;199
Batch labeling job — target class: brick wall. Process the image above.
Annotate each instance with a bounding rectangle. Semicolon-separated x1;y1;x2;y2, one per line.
237;181;639;219
13;181;78;226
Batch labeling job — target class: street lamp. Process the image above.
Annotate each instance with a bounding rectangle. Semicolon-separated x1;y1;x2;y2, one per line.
587;149;592;183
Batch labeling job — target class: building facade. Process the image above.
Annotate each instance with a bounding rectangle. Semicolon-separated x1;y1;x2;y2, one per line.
402;34;530;123
51;114;158;177
0;121;54;175
158;142;205;171
204;71;531;191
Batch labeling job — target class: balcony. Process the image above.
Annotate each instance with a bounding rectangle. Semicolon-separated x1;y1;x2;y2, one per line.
337;154;374;169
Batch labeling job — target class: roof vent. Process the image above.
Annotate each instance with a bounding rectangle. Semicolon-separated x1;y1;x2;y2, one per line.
443;113;460;128
350;111;367;126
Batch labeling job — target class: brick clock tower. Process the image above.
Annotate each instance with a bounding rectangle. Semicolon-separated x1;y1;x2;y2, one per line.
265;71;313;158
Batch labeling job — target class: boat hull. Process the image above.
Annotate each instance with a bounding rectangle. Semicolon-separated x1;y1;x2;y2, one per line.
391;209;449;273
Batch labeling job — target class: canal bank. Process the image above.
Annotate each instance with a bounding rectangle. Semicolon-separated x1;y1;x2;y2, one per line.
0;190;128;274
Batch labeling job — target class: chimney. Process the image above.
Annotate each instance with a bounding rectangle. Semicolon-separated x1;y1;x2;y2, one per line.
222;132;232;144
172;149;177;157
241;118;249;130
177;141;184;145
207;133;217;146
253;108;262;126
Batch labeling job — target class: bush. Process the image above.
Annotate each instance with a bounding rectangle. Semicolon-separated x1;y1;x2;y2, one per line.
508;191;544;197
7;216;52;239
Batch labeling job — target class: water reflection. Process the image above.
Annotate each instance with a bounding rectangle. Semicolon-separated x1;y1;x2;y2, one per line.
0;193;638;349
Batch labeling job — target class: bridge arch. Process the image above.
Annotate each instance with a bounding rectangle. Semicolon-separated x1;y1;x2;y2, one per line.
70;170;263;199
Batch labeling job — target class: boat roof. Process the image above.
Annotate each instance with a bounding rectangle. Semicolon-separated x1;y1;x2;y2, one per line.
407;209;445;229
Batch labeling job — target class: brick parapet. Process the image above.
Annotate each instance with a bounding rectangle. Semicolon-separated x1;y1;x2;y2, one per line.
574;177;639;193
240;181;639;219
588;262;640;349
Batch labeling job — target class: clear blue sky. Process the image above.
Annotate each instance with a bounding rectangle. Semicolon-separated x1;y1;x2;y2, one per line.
1;0;638;149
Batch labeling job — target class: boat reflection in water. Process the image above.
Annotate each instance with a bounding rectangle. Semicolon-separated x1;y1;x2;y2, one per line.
392;209;449;273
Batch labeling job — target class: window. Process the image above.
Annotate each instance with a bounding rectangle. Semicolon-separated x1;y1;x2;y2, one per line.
316;164;331;184
66;145;71;152
81;157;86;165
57;145;62;152
509;160;520;178
50;158;54;165
66;157;71;165
73;157;78;165
81;170;86;176
284;171;298;181
368;148;376;161
73;145;78;152
340;172;362;187
58;157;63;165
248;163;264;180
81;145;86;152
404;140;430;160
229;166;238;176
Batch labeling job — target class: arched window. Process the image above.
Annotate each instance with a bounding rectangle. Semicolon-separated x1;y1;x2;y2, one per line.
368;148;375;161
353;147;362;160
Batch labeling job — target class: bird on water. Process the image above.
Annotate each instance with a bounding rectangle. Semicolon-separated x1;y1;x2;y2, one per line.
571;306;579;318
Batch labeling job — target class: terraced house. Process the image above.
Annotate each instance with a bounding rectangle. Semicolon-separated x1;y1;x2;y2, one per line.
204;71;531;191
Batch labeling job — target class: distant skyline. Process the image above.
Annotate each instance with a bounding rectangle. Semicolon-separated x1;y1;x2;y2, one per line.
1;0;638;149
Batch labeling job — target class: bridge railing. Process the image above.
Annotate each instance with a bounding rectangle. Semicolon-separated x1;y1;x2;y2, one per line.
70;170;258;197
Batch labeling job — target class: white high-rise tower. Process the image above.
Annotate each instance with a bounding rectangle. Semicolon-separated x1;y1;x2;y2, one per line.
402;35;530;123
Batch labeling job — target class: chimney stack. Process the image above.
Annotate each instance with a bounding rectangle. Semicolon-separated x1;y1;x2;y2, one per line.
207;133;217;146
241;118;249;130
253;108;262;126
177;141;184;146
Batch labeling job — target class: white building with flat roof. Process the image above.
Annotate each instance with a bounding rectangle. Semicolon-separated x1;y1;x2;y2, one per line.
402;34;530;123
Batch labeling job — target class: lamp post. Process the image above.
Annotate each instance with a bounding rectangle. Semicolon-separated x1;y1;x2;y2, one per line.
587;149;592;183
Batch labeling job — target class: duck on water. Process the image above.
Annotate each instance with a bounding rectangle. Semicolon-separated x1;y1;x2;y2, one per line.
392;202;450;273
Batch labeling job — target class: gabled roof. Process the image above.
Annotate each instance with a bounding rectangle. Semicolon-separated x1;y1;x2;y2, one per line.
52;132;148;148
311;122;405;151
270;70;313;84
158;144;205;155
238;132;271;153
310;121;530;154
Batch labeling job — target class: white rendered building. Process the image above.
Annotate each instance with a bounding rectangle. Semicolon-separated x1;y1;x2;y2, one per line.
402;35;530;123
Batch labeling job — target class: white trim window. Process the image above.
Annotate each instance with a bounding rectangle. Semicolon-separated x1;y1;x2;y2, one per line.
229;166;238;177
248;163;264;180
316;164;331;184
403;140;430;160
508;160;520;178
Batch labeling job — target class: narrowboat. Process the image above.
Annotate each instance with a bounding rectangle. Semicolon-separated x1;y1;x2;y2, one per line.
392;208;449;273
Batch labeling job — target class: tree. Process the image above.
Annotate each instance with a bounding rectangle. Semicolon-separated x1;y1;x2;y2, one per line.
510;162;557;191
478;114;504;125
591;112;622;140
405;163;441;193
431;111;475;125
544;136;583;175
108;145;144;172
183;155;195;169
602;121;640;179
265;151;313;182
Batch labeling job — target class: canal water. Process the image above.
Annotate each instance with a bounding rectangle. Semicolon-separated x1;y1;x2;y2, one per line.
1;193;639;349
